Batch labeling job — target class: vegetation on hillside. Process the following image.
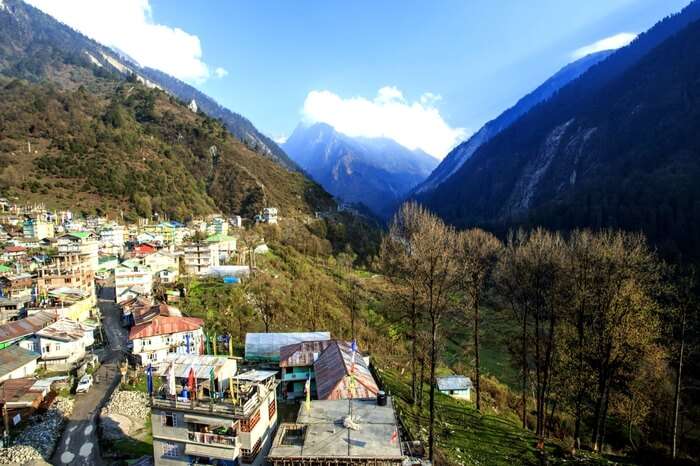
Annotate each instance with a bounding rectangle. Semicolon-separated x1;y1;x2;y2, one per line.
376;202;698;464
0;78;333;220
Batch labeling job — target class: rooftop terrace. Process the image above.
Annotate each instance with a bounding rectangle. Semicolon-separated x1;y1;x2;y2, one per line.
268;398;403;460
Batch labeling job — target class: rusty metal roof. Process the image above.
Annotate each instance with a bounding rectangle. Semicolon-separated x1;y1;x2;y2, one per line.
0;377;43;406
313;341;379;401
129;315;203;340
36;319;95;342
0;311;57;344
133;303;181;325
0;345;40;376
279;340;333;368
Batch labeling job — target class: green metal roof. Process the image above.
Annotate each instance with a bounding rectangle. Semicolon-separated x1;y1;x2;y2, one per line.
205;233;236;243
66;231;91;239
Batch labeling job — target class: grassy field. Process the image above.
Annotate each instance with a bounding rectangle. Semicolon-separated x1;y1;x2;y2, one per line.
377;368;632;466
379;368;556;465
443;305;520;389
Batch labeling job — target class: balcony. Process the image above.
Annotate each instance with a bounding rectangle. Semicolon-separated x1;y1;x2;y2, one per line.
152;393;260;417
188;431;237;447
185;437;239;460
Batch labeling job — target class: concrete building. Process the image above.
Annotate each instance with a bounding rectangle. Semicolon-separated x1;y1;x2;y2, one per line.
262;208;277;224
183;242;219;276
57;232;99;272
25;319;95;371
22;218;54;240
0;311;56;350
206;234;237;262
99;224;126;254
151;360;278;466
36;255;96;299
268;397;403;466
0;345;40;382
115;264;153;302
207;217;229;236
129;314;204;365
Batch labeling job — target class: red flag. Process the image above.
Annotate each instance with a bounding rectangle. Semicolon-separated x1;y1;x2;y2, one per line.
188;367;196;398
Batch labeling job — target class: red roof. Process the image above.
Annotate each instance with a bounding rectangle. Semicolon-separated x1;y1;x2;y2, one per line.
4;246;27;253
134;243;157;254
129;315;203;340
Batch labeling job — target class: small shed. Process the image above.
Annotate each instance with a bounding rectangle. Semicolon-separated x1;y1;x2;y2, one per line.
436;375;473;400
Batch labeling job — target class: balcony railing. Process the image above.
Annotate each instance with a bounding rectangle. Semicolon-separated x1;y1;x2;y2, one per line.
152;393;260;417
188;431;237;447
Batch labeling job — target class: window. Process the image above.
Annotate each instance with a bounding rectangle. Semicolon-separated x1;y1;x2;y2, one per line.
162;441;179;457
162;412;177;427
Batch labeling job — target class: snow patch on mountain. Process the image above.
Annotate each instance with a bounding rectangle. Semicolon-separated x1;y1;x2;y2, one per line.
84;51;102;67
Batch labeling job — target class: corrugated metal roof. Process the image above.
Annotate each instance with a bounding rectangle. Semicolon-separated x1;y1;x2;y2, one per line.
245;332;330;362
234;369;277;382
279;340;333;367
0;377;42;405
0;345;39;376
314;341;379;401
0;311;56;343
129;315;203;340
436;375;473;391
132;303;181;325
36;319;95;342
154;354;232;379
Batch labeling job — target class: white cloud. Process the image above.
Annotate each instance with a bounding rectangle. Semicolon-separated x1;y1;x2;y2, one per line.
302;86;466;158
26;0;216;83
214;67;228;79
273;135;288;144
571;32;637;59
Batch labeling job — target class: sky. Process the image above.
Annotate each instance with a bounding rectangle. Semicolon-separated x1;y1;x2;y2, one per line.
27;0;692;158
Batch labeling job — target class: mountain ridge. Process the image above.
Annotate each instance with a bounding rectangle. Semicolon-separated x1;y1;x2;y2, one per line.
0;0;333;220
419;2;700;261
414;49;614;195
284;122;438;218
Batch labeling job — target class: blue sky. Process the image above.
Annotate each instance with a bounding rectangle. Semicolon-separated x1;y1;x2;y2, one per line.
29;0;692;157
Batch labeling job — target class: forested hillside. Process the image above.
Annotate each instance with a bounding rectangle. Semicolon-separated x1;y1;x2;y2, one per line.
0;0;333;220
0;76;332;220
419;3;700;264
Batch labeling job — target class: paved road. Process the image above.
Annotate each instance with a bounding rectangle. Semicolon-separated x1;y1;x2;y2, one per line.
50;287;126;466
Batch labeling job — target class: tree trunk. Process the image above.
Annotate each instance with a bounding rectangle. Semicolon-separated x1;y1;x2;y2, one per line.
411;298;417;405
592;373;610;452
672;310;686;459
428;317;438;462
521;312;528;429
474;295;481;411
573;314;585;453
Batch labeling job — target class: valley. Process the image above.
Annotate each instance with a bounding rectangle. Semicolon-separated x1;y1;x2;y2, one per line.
0;0;698;465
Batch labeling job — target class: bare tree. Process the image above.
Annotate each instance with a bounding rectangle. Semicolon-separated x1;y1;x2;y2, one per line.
382;202;458;461
379;202;429;405
496;228;569;447
247;274;282;332
455;228;502;412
